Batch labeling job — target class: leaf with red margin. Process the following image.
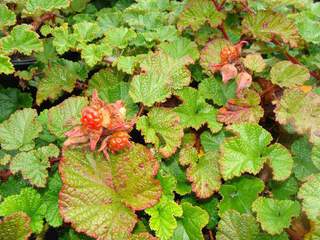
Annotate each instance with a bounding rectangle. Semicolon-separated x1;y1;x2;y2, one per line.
59;144;162;240
0;212;32;240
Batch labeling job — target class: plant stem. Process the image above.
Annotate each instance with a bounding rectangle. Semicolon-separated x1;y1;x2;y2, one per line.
272;38;320;81
211;0;231;41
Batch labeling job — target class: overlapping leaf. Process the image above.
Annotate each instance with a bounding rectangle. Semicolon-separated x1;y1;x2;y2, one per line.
270;61;310;88
0;4;16;28
275;88;320;143
179;147;221;198
59;144;161;240
219;123;293;180
0;188;47;233
0;108;42;151
137;108;183;158
216;210;260;240
10;144;59;187
177;0;225;31
0;212;32;240
129;51;193;106
47;96;88;139
25;0;70;14
252;197;301;235
242;11;300;47
174;87;222;132
243;54;266;73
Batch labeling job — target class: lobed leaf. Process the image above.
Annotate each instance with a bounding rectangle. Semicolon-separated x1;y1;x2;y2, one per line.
0;212;32;240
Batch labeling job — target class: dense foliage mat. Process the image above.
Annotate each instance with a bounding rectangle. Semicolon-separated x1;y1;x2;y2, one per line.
1;0;320;239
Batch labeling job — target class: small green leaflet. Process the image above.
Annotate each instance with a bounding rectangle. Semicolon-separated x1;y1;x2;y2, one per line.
0;4;16;28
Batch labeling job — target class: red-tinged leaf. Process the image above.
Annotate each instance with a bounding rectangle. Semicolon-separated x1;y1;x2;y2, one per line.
59;144;162;240
220;64;238;84
236;72;252;96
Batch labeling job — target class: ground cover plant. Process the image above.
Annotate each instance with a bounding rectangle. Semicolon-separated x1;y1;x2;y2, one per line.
0;0;320;239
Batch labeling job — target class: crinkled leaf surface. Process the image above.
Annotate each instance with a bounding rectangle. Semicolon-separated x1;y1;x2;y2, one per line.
177;0;225;31
59;144;161;240
171;202;209;240
47;96;88;139
0;24;43;55
47;24;77;55
0;176;29;199
146;195;182;240
36;60;88;104
216;210;260;240
243;54;266;73
270;61;310;88
159;37;199;61
0;187;47;233
104;27;136;49
129;51;193;107
179;147;221;198
252;197;301;235
174;87;222;132
0;212;32;240
200;130;227;153
130;233;157;240
43;171;63;227
25;0;69;14
219;123;272;180
199;77;237;106
242;11;300;47
73;21;102;43
269;177;299;200
275;88;320;143
10;144;59;187
0;87;32;123
0;4;16;28
218;176;264;215
298;173;320;221
137;108;183;158
0;108;42;151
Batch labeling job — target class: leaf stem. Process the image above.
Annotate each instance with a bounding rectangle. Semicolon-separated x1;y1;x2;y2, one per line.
212;0;230;41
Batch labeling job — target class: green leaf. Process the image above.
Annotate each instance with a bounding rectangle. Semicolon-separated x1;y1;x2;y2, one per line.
179;147;221;198
36;60;88;104
257;232;290;240
87;69;138;118
243;54;266;73
47;96;88;140
291;137;320;181
198;77;237;106
0;87;32;123
275;88;320;143
0;212;32;240
0;187;47;233
312;143;320;170
130;233;157;240
146;195;183;240
242;11;300;47
0;4;16;28
200;130;227;153
298;173;320;221
129;51;193;107
174;87;222;132
219;123;272;180
200;39;231;73
73;21;102;43
177;0;225;31
81;43;112;67
218;176;264;215
269;177;299;200
0;24;43;55
263;143;293;181
159;37;199;61
10;144;59;187
137;108;183;158
162;155;192;195
59;144;161;240
0;55;14;75
25;0;69;14
43;171;63;227
116;56;139;74
0;176;29;199
0;108;42;151
104;27;136;49
216;210;260;240
252;197;301;235
295;10;320;44
171;202;209;240
48;24;77;55
270;61;310;88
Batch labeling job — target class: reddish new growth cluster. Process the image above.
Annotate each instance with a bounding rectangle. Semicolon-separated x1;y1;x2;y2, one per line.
64;90;134;159
210;41;252;95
